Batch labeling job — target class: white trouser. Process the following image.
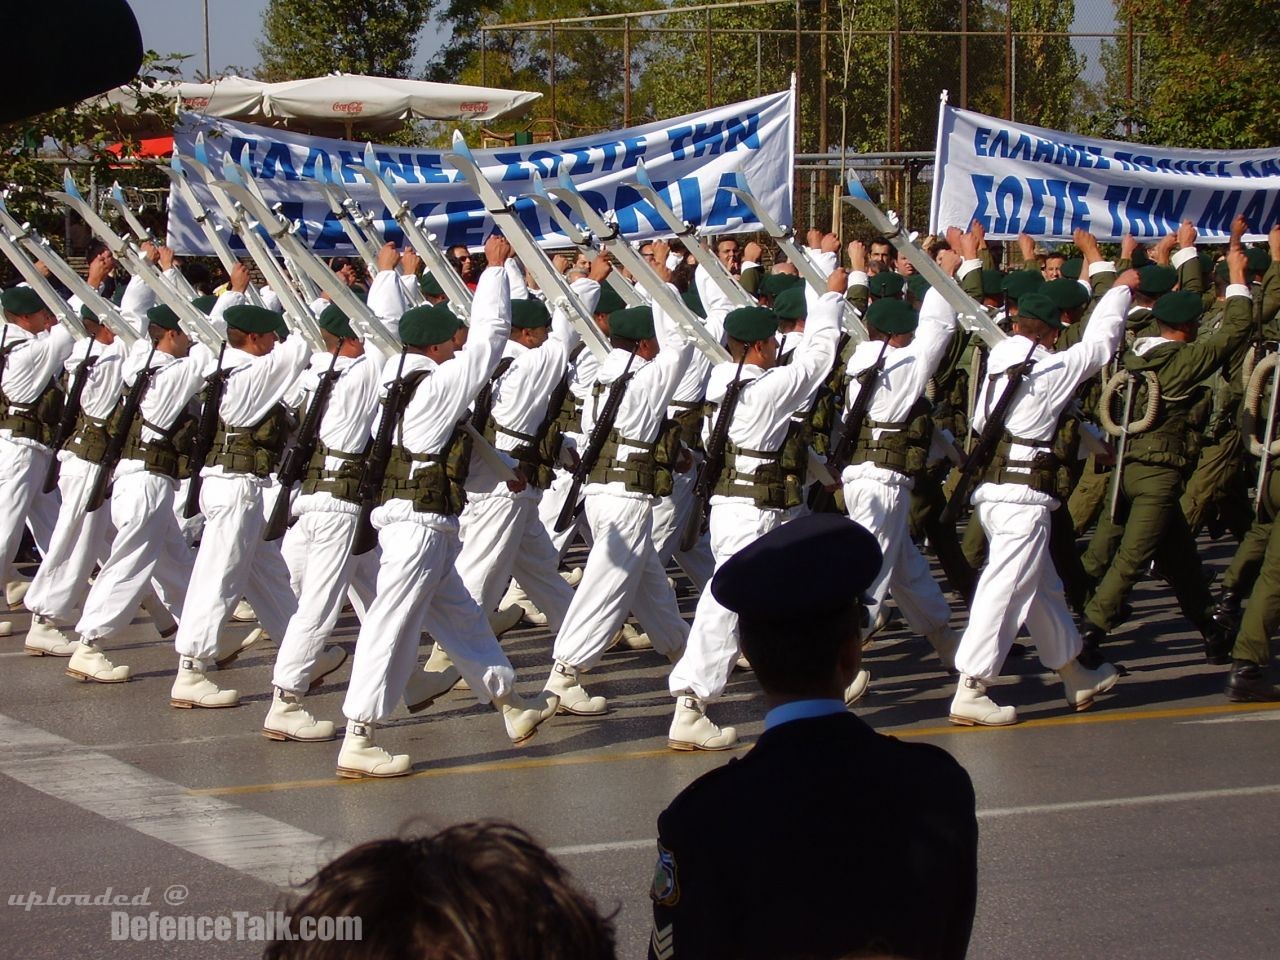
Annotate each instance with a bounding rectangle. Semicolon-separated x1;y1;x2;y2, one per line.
281;513;378;618
0;439;58;577
537;467;592;558
954;499;1082;680
458;493;575;627
173;474;297;661
272;510;362;694
650;459;715;592
342;507;515;724
75;470;193;644
669;501;785;701
843;475;950;635
25;457;112;621
552;492;688;669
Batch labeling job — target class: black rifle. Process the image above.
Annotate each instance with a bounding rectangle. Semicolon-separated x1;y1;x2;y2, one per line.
350;348;413;556
553;350;638;533
42;338;98;493
940;337;1040;527
262;347;343;542
679;356;749;553
86;345;156;512
183;342;229;519
809;338;890;514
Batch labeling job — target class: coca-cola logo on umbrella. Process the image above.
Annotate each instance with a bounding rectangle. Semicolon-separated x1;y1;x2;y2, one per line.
332;101;365;114
180;97;211;109
459;101;490;114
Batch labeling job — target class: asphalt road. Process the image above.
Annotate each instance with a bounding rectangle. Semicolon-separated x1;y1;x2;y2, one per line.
1;536;1278;959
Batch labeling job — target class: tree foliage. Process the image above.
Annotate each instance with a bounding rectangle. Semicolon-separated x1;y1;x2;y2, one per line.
1083;0;1280;148
256;0;435;82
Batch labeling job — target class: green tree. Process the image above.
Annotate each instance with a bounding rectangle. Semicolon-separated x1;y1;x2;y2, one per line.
1084;0;1280;148
256;0;435;82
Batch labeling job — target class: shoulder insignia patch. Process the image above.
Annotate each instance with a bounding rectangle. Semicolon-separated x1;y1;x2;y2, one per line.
650;842;680;906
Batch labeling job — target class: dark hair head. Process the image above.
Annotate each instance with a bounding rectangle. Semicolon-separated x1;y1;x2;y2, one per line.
265;821;616;960
738;604;861;699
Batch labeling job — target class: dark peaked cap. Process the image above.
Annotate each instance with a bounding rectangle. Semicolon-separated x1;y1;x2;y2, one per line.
711;513;883;624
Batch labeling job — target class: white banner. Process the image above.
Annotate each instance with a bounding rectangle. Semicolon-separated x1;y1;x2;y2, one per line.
168;88;795;256
929;100;1280;242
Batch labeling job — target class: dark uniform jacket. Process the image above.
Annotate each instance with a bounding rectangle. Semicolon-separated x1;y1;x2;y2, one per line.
649;711;978;960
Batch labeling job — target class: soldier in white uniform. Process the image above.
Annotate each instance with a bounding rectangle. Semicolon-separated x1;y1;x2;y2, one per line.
543;279;695;716
23;308;128;655
948;284;1135;725
337;236;557;779
0;288;74;595
170;304;311;709
666;271;845;750
69;304;210;682
839;253;967;674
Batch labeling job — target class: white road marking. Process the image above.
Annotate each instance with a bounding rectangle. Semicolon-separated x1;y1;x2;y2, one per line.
0;712;328;888
1179;712;1280;725
550;784;1280;855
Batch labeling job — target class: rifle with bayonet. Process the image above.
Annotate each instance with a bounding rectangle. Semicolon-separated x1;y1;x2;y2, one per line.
679;356;750;553
86;345;156;512
351;349;413;556
808;338;892;514
42;338;99;493
183;343;230;519
263;347;343;542
940;338;1040;526
553;350;639;533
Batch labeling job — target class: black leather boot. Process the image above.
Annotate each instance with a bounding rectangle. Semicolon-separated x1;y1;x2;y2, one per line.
1212;590;1243;638
1201;618;1235;665
1225;660;1280;702
1077;623;1109;670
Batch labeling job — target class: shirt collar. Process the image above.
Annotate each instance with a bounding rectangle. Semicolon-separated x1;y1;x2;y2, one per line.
763;698;846;732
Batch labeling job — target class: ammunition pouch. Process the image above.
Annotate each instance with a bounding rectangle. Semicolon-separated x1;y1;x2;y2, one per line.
671;400;704;454
301;440;367;503
120;410;196;481
63;412;111;465
857;396;933;480
587;418;682;497
712;442;795;509
492;420;557;491
0;374;63;447
807;367;846;457
208;403;294;477
380;425;471;516
982;431;1063;497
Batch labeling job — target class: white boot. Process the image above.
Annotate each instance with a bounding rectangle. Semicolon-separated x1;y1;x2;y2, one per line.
1057;657;1119;711
0;620;12;637
545;660;607;715
488;604;524;638
66;639;130;683
231;599;257;622
424;643;470;693
500;579;548;626
560;567;583;587
7;578;30;610
735;654;752;671
403;657;462;713
215;626;268;668
843;668;872;706
170;656;239;708
24;617;77;657
307;644;348;691
263;688;336;741
336;721;411;779
925;625;960;672
949;675;1017;726
497;690;560;744
668;696;737;751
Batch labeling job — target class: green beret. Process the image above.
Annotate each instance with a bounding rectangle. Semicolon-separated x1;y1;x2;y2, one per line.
146;304;181;331
191;295;219;315
1136;264;1177;296
608;305;655;341
595;284;627;316
79;304;97;324
867;271;905;299
318;303;355;340
758;272;804;298
1129;248;1150;269
1;286;45;316
1152;290;1203;328
511;298;551;329
275;317;290;341
400;302;461;347
1060;257;1083;280
725;306;779;343
980;269;1005;297
1197;252;1214;278
864;298;918;335
1016;292;1062;329
681;284;705;320
1245;247;1272;275
110;285;126;307
419;272;445;298
1043;278;1089;312
224;304;284;335
1002;270;1045;302
773;287;807;321
906;274;930;302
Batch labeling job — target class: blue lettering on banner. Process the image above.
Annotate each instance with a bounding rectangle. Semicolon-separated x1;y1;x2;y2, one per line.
1197;191;1240;235
416;154;452;185
226;137;260;175
259;142;300;181
613;184;668;235
337;150;364;184
374;152;421;184
443;200;487;248
707;173;754;226
301;148;333;181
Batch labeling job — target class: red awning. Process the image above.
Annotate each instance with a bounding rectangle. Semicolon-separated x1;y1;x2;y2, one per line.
107;135;174;159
